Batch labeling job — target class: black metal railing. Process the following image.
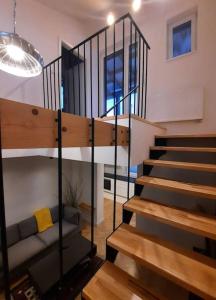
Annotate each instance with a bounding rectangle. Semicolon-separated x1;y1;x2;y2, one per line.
101;86;138;232
43;13;150;119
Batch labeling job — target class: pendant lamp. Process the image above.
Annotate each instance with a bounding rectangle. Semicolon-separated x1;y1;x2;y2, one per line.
0;0;43;77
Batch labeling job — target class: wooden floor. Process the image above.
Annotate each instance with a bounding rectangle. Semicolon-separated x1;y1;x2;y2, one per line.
82;198;135;259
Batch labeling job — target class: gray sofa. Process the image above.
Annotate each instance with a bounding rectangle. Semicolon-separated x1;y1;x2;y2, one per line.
0;205;80;281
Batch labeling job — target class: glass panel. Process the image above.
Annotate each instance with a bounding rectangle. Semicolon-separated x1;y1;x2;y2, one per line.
173;20;192;57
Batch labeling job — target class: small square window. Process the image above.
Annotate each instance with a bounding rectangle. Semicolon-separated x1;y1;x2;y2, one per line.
167;9;197;59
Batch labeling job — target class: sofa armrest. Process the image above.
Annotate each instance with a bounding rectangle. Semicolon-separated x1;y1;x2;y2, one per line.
63;206;81;225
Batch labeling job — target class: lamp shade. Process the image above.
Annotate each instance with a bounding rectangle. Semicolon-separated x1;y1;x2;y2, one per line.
0;31;44;77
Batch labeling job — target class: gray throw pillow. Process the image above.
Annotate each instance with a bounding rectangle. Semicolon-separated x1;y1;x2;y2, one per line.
50;205;59;223
0;224;20;248
18;217;37;239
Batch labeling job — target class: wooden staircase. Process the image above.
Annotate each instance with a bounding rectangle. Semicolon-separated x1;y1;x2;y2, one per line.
82;134;216;300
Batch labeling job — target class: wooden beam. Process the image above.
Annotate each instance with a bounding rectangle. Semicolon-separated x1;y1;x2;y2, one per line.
0;99;128;149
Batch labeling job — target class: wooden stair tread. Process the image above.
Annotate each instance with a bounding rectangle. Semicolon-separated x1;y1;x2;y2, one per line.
136;176;216;200
83;261;162;300
150;146;216;153
107;224;216;299
144;159;216;172
124;197;216;240
155;134;216;139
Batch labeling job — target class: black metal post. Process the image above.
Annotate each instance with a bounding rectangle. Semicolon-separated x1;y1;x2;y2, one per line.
78;47;81;116
144;47;148;119
72;50;76;114
141;39;145;118
46;67;50;109
129;20;133;113
134;29;137;115
97;35;100;117
58;59;61;110
50;65;53;110
104;29;108;114
0;126;11;300
122;19;125;115
54;63;57;111
113;23;118;231
84;43;87;117
90;39;93;118
42;69;46;108
138;35;141;117
127;96;132;203
91;118;95;249
57;109;63;287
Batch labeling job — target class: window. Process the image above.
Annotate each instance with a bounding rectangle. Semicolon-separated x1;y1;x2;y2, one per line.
104;49;124;116
167;10;197;59
129;43;138;114
104;43;138;116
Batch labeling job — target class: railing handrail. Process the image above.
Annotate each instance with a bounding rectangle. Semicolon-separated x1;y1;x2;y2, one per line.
100;85;139;118
44;13;150;69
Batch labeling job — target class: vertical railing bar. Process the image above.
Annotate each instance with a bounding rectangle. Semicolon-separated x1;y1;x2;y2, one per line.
104;29;108;114
46;67;50;109
72;50;76;114
134;29;137;115
57;59;61;110
78;46;81;116
54;63;57;111
42;69;46;108
138;34;141;117
67;53;71;114
50;65;53;110
57;109;63;287
113;23;117;232
127;91;132;203
0;126;11;300
90;39;93;118
83;43;87;117
97;35;100;117
129;19;132;114
141;39;145;118
122;19;125;115
144;46;148;119
91;118;95;249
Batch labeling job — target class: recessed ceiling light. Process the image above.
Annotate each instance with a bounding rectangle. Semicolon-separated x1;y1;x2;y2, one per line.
107;12;115;26
132;0;142;12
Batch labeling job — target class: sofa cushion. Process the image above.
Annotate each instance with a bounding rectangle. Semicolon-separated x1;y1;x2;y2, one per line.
50;205;59;223
18;217;37;240
0;236;46;271
37;221;79;246
0;224;20;248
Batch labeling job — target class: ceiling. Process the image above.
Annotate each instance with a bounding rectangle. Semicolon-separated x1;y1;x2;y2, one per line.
36;0;128;19
35;0;153;22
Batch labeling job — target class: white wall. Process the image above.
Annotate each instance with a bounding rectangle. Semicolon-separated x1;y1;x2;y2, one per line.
135;0;216;134
0;1;105;227
3;157;97;226
0;0;88;107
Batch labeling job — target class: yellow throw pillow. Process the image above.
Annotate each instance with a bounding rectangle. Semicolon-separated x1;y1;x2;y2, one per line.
34;208;54;233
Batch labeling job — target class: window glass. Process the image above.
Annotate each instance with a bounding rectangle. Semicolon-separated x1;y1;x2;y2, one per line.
173;20;192;57
104;50;124;116
129;43;137;114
